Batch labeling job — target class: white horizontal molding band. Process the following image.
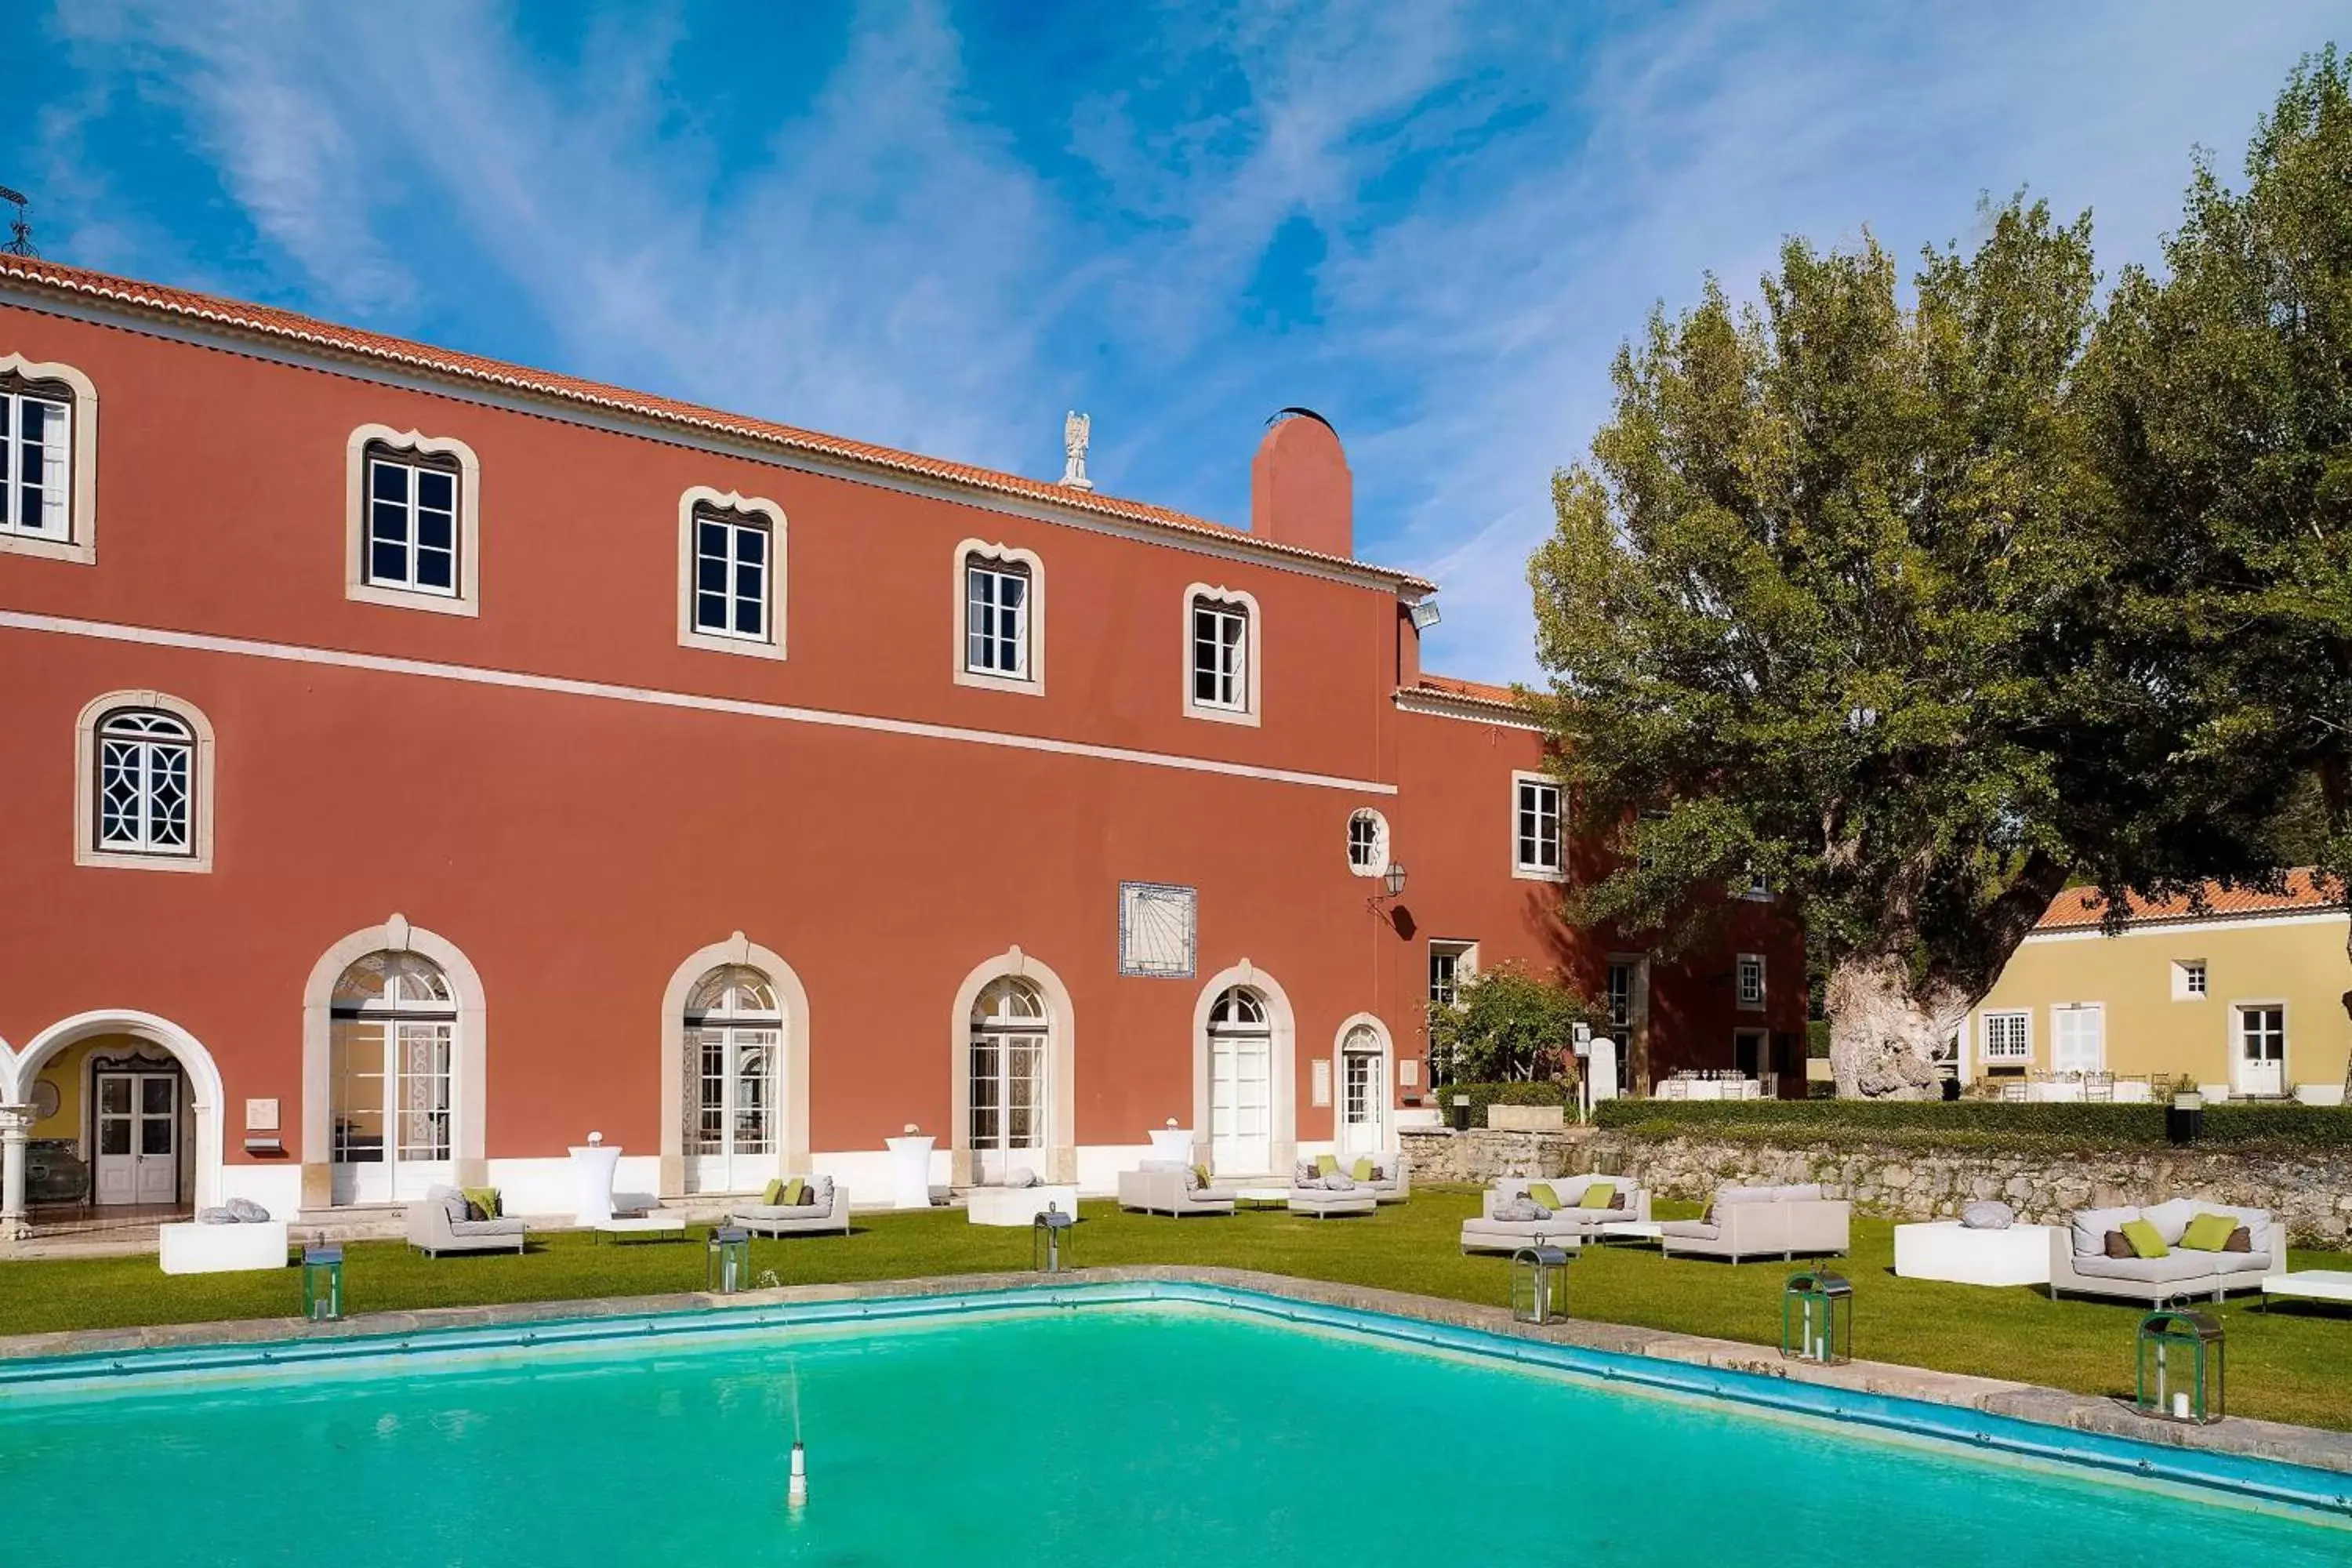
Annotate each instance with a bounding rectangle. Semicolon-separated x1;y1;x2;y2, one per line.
1390;690;1544;732
0;610;1398;795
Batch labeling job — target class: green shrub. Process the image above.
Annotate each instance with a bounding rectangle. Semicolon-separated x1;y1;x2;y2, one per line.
1432;1080;1572;1128
1591;1098;2352;1151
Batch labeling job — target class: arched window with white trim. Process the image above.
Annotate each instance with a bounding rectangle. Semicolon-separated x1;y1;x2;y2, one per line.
1346;808;1389;877
0;353;98;564
1337;1019;1389;1157
968;976;1048;1182
328;952;456;1204
1206;986;1273;1174
682;964;782;1193
1181;583;1261;724
94;709;193;856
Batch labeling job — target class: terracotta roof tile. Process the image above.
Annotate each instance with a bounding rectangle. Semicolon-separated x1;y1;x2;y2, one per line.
1410;673;1526;710
2035;868;2345;930
0;256;1436;592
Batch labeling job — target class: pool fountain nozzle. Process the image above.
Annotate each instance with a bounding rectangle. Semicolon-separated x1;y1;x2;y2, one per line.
788;1439;808;1508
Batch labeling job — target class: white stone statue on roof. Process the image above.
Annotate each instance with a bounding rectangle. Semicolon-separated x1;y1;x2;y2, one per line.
1060;410;1094;492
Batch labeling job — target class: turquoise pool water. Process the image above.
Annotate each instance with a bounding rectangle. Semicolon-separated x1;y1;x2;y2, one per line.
1;1294;2343;1566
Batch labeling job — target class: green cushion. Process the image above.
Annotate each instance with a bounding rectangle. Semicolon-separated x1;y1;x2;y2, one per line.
1192;1164;1212;1189
2120;1218;2170;1259
760;1178;786;1206
1578;1181;1617;1210
1526;1182;1564;1210
460;1186;500;1221
1316;1153;1340;1176
2179;1212;2237;1252
1350;1157;1375;1182
781;1177;808;1207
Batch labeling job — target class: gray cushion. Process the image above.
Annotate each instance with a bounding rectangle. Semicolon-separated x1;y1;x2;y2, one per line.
804;1174;836;1210
2071;1250;2216;1284
1961;1201;2015;1230
2073;1206;2139;1257
195;1206;239;1225
1717;1185;1780;1207
735;1203;824;1221
1775;1184;1824;1203
1658;1218;1721;1240
1491;1197;1544;1222
1004;1169;1041;1189
1322;1171;1356;1191
448;1218;524;1238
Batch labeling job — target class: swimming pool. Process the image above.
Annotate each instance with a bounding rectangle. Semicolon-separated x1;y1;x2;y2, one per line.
1;1283;2343;1566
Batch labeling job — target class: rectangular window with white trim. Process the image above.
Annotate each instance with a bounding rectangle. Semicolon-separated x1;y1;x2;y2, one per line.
1428;940;1477;1007
1190;598;1248;710
694;510;773;642
967;558;1032;679
1736;953;1765;1011
365;449;461;596
1981;1010;2031;1065
1;377;71;542
1513;775;1563;877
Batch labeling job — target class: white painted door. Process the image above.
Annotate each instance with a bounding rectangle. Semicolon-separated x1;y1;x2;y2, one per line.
1209;1032;1272;1175
688;1026;779;1194
2050;1005;2104;1075
1339;1039;1385;1157
94;1072;177;1207
2236;1005;2285;1098
971;1027;1047;1185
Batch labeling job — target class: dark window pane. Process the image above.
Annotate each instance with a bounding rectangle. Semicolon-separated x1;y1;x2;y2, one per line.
416;470;455;510
1195;667;1218;702
416;511;453;551
698;558;728;593
699;520;727;556
417;548;454;590
371;541;406;581
735;528;764;565
697;592;728;630
371;463;407;502
372;498;409;543
735;600;761;635
735;561;762;600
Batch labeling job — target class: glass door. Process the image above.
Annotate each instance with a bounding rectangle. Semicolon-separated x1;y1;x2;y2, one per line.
2236;1005;2285;1098
93;1072;179;1206
1338;1028;1385;1156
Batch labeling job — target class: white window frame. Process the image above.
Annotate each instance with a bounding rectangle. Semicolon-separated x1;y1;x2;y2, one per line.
1428;940;1478;1008
677;486;788;660
2049;1003;2105;1075
1980;1010;2031;1065
1346;808;1390;877
343;424;481;616
1735;953;1766;1011
953;539;1045;695
1181;584;1261;725
2230;1000;2288;1095
1511;770;1566;880
74;689;216;873
0;353;99;565
2171;958;2208;1001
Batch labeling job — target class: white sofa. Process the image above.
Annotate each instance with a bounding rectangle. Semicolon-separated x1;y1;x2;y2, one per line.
2048;1197;2274;1305
731;1178;851;1237
1658;1183;1849;1263
1118;1163;1236;1218
407;1185;527;1257
1460;1174;1648;1254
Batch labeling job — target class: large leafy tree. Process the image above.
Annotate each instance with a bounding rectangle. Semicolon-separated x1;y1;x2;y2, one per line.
1530;200;2275;1098
2085;47;2352;1089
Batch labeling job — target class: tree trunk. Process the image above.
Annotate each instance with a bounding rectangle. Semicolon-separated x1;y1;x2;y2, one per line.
1824;954;1969;1099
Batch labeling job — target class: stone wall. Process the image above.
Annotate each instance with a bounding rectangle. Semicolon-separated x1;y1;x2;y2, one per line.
1590;1133;2352;1248
1396;1126;1592;1185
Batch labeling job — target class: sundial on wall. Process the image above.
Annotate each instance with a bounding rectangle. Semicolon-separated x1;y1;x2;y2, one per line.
1119;882;1196;978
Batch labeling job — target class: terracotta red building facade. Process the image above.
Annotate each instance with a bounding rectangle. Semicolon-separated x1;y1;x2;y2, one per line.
0;257;1802;1230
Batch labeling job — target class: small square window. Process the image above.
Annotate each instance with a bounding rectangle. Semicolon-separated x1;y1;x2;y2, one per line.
1736;953;1766;1010
2172;960;2208;1000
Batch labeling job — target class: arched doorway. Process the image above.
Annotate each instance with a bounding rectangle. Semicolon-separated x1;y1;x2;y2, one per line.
682;965;780;1195
1334;1014;1392;1157
968;976;1048;1185
3;1011;227;1232
328;951;456;1205
1205;987;1273;1175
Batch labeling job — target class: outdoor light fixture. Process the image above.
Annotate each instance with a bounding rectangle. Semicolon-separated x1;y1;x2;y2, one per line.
300;1243;344;1323
1781;1269;1853;1365
706;1225;752;1294
1033;1203;1076;1273
1511;1244;1573;1324
2136;1308;2224;1424
1382;862;1408;899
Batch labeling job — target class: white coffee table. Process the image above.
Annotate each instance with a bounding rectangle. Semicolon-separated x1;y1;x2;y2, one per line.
1233;1187;1290;1210
593;1215;688;1244
1595;1220;1664;1247
2262;1269;2352;1312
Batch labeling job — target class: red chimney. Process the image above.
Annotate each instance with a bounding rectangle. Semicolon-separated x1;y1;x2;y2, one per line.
1250;408;1352;559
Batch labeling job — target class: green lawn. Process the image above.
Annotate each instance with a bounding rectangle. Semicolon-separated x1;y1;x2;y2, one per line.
5;1189;2348;1431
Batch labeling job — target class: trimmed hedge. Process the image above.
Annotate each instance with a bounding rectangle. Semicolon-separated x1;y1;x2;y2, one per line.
1592;1097;2352;1151
1430;1080;1572;1129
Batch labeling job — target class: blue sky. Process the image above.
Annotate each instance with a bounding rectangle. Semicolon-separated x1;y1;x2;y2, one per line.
14;2;2345;682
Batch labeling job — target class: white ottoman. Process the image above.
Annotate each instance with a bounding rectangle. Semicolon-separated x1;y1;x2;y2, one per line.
159;1220;292;1275
965;1185;1080;1226
1893;1221;2053;1287
1289;1189;1377;1219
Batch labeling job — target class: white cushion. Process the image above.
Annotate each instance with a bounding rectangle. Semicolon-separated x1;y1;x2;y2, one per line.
2072;1206;2138;1257
2143;1197;2201;1245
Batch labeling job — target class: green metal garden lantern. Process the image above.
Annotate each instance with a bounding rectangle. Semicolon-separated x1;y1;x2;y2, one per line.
1033;1203;1076;1273
706;1225;752;1294
1781;1269;1852;1366
2136;1308;2224;1424
1511;1244;1573;1325
300;1244;344;1323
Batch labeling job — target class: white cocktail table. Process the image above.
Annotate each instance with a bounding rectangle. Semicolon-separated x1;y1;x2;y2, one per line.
1893;1221;2053;1287
1233;1187;1290;1210
2261;1269;2352;1312
593;1215;688;1244
1595;1220;1664;1247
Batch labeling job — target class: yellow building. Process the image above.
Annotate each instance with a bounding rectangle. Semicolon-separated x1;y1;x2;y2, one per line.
1963;871;2349;1104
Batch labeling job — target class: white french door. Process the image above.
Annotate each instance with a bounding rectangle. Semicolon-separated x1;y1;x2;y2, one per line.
2050;1004;2104;1075
1338;1029;1386;1157
1209;1031;1272;1175
2236;1005;2285;1098
93;1072;178;1206
688;1026;779;1194
329;1017;453;1205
